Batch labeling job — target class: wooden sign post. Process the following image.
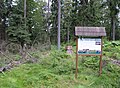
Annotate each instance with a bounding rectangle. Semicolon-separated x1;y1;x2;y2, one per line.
75;27;106;79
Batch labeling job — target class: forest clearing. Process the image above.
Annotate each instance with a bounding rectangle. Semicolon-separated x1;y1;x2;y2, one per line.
0;0;120;88
0;40;120;88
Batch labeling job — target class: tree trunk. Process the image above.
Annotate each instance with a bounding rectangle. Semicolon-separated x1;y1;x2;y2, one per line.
47;0;51;49
67;27;69;43
111;17;116;41
112;18;115;41
57;0;61;50
0;1;6;44
47;0;50;33
0;24;6;44
24;0;26;27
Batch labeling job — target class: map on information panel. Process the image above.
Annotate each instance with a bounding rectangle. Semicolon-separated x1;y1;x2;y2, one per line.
78;38;101;55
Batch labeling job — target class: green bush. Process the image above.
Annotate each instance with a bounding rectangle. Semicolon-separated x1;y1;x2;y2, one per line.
40;50;75;75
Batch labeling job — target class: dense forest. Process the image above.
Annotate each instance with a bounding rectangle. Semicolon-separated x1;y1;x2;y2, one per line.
0;0;120;88
0;0;120;48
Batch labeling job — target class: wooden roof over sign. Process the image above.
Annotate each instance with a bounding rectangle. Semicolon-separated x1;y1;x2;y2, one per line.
75;27;106;37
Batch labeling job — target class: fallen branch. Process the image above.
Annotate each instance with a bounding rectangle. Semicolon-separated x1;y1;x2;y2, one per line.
0;51;11;60
110;58;120;66
0;60;22;73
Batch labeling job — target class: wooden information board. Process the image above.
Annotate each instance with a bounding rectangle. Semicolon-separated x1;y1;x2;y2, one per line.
78;38;101;55
75;27;106;79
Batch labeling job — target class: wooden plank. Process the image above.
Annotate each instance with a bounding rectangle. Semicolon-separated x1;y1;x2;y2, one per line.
75;37;78;79
99;37;103;76
78;54;102;56
75;27;106;36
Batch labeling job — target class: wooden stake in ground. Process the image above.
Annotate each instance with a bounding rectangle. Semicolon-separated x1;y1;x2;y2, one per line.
75;37;78;79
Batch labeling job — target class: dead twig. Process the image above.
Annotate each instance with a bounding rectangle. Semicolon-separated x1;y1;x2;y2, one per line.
0;51;11;60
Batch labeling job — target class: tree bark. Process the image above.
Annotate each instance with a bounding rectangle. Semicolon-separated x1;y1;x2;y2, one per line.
67;26;69;43
111;17;116;41
47;0;50;33
112;17;115;41
24;0;26;27
47;0;51;49
57;0;61;50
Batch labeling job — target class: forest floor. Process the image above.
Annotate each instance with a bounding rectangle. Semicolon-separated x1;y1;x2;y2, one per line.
0;41;120;88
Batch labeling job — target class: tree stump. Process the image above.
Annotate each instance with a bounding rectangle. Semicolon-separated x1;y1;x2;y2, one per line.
66;45;73;54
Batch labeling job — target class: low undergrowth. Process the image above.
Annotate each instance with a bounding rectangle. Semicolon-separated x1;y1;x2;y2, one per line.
0;41;120;88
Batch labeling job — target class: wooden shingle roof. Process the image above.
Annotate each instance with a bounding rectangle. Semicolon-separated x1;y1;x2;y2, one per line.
75;27;106;37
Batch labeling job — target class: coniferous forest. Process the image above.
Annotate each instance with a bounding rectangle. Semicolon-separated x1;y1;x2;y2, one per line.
0;0;120;88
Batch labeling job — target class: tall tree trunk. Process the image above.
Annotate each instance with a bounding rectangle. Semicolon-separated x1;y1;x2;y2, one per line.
47;0;50;33
108;0;118;40
57;0;61;50
0;23;6;44
67;26;69;43
24;0;26;27
21;0;26;47
47;0;51;49
0;0;6;43
112;17;115;41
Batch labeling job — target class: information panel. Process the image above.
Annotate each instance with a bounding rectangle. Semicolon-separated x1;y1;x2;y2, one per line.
78;38;101;55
